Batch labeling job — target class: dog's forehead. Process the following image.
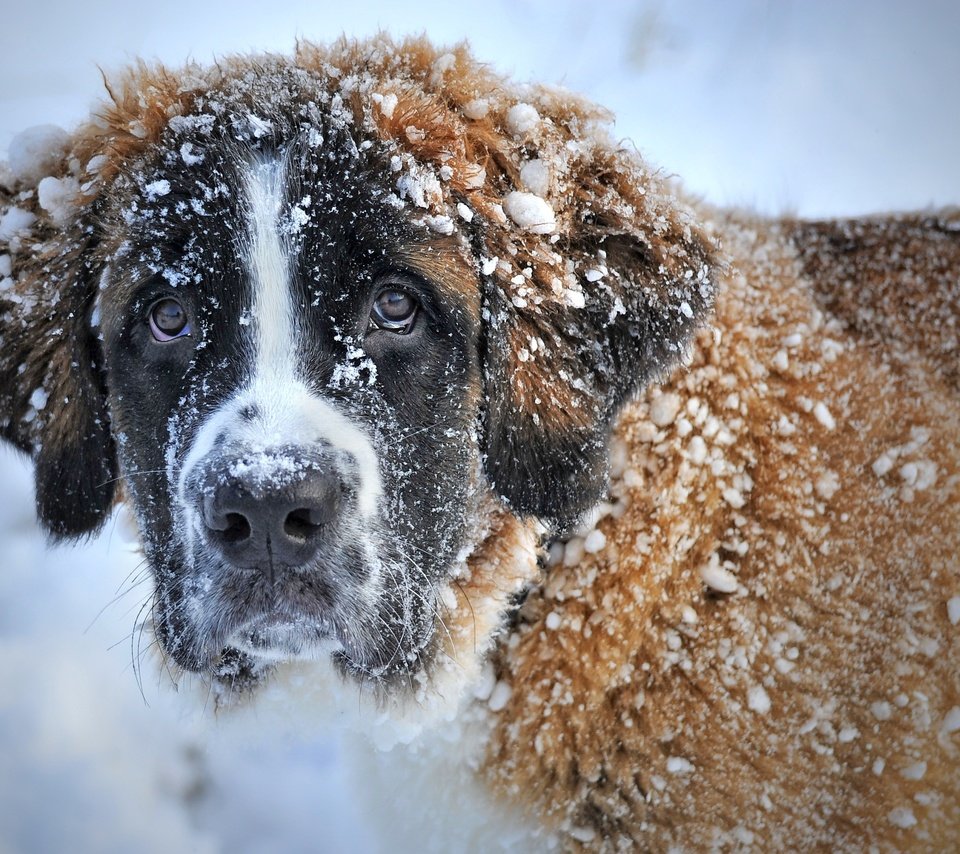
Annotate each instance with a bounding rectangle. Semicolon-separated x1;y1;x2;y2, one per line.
98;119;479;319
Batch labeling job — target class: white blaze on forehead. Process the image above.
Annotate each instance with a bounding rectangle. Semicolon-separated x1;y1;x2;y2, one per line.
245;160;292;382
176;156;383;518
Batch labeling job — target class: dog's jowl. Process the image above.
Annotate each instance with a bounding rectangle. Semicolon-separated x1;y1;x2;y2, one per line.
0;35;957;852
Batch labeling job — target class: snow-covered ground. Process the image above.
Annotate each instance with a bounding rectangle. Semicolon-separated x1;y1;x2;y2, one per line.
1;2;958;852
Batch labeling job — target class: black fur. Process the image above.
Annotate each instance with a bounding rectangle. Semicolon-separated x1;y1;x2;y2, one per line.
0;217;117;539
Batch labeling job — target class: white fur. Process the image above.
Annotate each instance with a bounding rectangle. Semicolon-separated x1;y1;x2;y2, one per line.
176;156;383;519
179;656;553;852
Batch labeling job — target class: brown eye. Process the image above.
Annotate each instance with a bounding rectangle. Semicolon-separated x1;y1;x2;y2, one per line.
149;297;191;341
370;288;418;333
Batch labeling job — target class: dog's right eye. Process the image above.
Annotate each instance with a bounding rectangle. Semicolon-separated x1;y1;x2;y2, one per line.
148;298;191;341
369;288;419;334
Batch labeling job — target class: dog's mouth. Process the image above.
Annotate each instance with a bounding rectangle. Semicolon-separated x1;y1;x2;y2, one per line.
152;545;433;684
198;604;429;687
151;560;340;673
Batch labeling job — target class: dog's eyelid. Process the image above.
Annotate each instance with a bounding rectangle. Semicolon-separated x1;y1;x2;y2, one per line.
372;267;428;292
130;278;194;314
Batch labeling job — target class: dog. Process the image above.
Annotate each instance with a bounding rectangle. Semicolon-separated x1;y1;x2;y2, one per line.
1;34;957;851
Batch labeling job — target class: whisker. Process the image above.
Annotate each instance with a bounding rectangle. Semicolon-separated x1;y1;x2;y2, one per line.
85;559;154;634
452;577;478;654
131;596;155;705
96;468;169;490
381;420;454;448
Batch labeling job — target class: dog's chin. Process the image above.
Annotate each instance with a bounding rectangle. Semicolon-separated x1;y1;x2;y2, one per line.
216;605;439;687
226;614;342;664
151;545;441;684
178;599;434;683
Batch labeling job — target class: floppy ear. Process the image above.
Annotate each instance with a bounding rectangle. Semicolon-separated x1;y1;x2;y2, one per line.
0;153;117;539
478;166;720;531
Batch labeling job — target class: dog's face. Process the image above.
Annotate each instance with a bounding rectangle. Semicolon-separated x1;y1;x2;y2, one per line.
0;40;718;695
99;122;485;680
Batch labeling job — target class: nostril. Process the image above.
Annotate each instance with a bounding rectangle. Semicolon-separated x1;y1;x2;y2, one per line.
283;507;323;542
222;512;252;543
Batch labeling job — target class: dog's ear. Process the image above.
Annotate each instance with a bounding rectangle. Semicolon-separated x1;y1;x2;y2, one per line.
477;158;720;531
0;136;117;539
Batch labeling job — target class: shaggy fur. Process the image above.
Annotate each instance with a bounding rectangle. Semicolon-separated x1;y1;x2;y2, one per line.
0;35;957;851
487;210;960;850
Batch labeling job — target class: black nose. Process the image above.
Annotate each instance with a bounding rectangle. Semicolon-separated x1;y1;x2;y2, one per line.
200;457;343;570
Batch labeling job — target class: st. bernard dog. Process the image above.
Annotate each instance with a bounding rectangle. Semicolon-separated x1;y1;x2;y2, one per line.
1;35;957;852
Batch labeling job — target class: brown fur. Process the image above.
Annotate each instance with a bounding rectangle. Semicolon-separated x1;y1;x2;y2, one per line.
485;213;960;850
1;35;957;851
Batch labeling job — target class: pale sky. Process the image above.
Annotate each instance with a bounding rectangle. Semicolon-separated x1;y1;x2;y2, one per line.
2;0;959;216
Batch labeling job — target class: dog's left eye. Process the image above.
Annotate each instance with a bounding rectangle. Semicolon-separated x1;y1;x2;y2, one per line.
148;298;192;341
369;288;419;334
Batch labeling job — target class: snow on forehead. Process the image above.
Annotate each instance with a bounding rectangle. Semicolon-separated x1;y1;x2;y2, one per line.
93;43;624;218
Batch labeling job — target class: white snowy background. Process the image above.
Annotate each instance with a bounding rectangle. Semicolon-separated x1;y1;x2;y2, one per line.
1;1;958;852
